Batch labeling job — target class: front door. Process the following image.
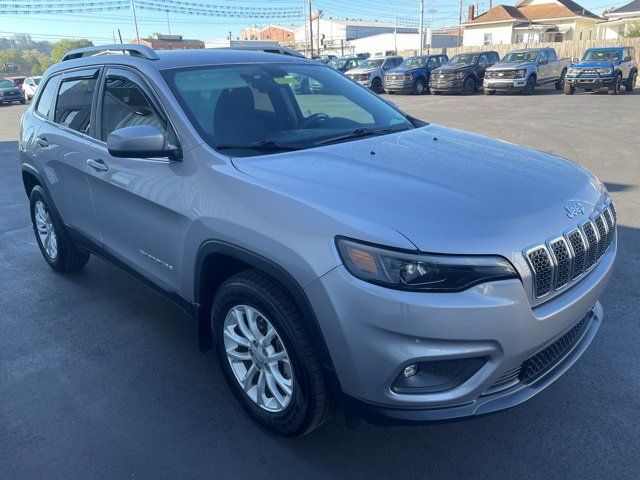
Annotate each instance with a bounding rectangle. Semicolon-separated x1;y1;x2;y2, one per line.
86;67;185;291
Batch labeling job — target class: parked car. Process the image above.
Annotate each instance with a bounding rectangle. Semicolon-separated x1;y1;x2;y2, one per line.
22;76;42;101
430;51;499;95
6;76;26;88
0;78;26;105
328;56;361;73
564;47;637;95
383;54;448;95
346;55;404;93
21;44;617;436
484;48;571;95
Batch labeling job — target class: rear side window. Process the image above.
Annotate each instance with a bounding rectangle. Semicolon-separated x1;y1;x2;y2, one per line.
35;76;60;119
547;50;557;62
54;77;97;134
99;74;166;141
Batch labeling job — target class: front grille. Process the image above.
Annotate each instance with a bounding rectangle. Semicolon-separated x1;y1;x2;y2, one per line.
386;74;404;81
486;311;592;394
349;73;370;81
436;72;454;80
524;199;616;299
486;70;518;79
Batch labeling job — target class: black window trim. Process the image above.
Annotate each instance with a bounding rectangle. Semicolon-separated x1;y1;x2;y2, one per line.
92;65;181;158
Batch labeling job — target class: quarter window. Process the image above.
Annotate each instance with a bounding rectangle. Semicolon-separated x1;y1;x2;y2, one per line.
100;74;166;142
35;75;60;119
54;77;97;134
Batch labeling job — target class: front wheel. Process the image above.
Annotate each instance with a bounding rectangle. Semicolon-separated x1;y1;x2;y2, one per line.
29;186;90;272
484;89;496;95
370;77;383;94
523;76;536;95
555;69;566;90
413;78;427;95
564;82;575;95
625;70;637;92
462;77;475;95
608;74;622;95
212;270;333;436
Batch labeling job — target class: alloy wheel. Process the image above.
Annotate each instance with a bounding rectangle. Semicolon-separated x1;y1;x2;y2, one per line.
34;200;58;259
223;305;294;412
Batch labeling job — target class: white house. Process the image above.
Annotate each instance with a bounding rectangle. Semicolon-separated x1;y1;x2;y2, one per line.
598;0;640;39
461;0;601;46
348;31;460;56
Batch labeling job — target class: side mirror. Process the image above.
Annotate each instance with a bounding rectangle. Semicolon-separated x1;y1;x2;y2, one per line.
383;65;391;70
623;56;632;62
572;57;579;64
539;59;548;65
107;125;180;160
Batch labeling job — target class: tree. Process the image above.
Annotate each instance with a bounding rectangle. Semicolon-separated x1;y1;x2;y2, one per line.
50;39;93;62
622;21;640;38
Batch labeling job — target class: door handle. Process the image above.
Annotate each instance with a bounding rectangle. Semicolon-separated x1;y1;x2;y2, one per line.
86;158;109;172
35;136;49;148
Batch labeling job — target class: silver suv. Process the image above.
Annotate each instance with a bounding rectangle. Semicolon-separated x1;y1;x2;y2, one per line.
19;45;616;436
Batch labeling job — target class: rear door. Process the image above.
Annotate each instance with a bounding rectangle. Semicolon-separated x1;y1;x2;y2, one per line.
86;66;185;290
537;50;550;83
31;68;102;243
476;54;490;84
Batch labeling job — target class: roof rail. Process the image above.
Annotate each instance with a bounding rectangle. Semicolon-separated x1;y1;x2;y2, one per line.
61;44;159;62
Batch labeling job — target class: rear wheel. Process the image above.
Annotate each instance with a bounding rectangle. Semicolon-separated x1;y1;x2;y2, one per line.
564;82;575;95
462;77;475;95
523;76;536;95
608;74;622;95
625;69;637;92
555;69;566;90
29;186;90;272
371;77;383;94
212;270;333;436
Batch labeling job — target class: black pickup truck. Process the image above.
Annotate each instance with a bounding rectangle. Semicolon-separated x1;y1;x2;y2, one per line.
429;51;500;95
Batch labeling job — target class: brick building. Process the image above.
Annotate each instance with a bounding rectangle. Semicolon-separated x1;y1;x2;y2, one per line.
131;33;204;50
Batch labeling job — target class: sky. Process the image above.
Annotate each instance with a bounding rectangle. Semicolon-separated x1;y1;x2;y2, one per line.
0;0;633;45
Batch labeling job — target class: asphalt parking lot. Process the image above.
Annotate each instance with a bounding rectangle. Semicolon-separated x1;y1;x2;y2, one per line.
1;89;639;479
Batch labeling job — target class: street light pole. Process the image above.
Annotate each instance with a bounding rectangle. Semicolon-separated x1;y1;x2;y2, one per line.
419;0;424;55
308;0;313;57
131;0;140;43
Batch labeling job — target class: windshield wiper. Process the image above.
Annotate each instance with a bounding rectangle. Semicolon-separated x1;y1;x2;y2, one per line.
313;126;411;146
215;139;303;152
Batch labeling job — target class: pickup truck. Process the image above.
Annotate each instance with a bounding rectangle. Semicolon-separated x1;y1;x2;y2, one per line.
383;54;448;95
430;50;500;95
346;55;404;93
564;46;637;95
484;48;570;95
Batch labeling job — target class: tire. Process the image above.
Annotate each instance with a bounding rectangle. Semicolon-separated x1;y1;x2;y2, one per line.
432;90;441;95
608;74;622;95
462;77;475;96
370;77;383;94
20;99;26;104
413;78;427;95
555;69;566;90
484;89;496;95
625;69;637;92
584;88;593;92
564;82;575;95
211;269;333;436
29;186;90;272
523;76;536;95
385;90;394;94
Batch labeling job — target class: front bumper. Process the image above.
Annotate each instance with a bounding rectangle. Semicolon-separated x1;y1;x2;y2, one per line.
566;74;615;89
429;80;465;93
305;239;615;424
484;78;527;91
384;79;414;93
0;93;25;103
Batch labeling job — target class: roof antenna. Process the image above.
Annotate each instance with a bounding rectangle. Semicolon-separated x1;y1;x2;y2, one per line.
118;29;125;55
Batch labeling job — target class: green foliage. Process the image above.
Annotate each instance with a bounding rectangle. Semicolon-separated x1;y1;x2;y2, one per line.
50;39;94;62
622;22;640;38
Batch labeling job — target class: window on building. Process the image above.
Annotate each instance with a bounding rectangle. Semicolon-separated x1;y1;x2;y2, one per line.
579;29;583;40
483;33;493;45
515;33;525;43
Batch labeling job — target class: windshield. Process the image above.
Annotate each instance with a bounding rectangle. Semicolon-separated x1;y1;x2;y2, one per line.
582;49;622;62
329;58;350;69
358;58;384;69
401;56;427;68
0;79;16;88
503;51;538;63
163;63;413;157
448;54;479;65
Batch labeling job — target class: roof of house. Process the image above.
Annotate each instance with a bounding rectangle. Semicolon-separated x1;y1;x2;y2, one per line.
465;0;600;24
611;0;640;14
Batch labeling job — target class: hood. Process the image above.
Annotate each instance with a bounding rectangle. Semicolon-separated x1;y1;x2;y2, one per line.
0;86;22;94
434;64;474;73
231;126;605;261
347;67;378;75
572;60;615;69
489;61;533;70
387;66;422;75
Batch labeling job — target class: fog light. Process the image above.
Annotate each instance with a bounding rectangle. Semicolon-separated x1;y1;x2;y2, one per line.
403;364;419;378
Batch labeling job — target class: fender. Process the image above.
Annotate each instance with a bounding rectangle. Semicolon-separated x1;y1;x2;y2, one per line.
194;240;341;391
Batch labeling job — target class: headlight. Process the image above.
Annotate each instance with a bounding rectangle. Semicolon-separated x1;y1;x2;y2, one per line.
596;68;612;74
453;72;465;80
568;68;577;75
515;69;527;78
336;237;519;292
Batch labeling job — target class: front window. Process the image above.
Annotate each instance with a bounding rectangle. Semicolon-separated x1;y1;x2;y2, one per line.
0;79;15;88
401;57;427;68
162;63;413;157
357;58;384;69
502;51;538;62
582;49;622;62
448;54;479;65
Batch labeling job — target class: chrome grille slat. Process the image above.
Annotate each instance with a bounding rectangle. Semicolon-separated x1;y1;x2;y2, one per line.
524;199;616;299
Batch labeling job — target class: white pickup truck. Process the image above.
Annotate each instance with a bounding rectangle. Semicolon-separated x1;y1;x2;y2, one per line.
483;48;571;95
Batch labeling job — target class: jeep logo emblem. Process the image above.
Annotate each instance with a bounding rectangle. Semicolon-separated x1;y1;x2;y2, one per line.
564;203;586;218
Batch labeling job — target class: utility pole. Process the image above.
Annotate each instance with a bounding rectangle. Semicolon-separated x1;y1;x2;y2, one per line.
419;0;424;56
394;10;397;54
458;0;463;46
316;12;320;54
166;11;171;35
131;0;140;43
308;0;313;57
